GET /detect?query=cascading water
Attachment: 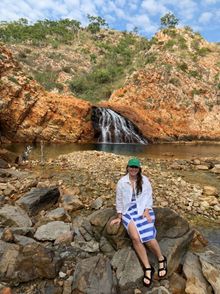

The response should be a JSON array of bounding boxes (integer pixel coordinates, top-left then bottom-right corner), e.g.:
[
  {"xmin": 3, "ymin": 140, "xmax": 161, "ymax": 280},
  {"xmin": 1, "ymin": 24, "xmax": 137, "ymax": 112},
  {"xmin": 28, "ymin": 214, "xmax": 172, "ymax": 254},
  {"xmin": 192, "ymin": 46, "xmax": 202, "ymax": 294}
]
[{"xmin": 91, "ymin": 107, "xmax": 148, "ymax": 144}]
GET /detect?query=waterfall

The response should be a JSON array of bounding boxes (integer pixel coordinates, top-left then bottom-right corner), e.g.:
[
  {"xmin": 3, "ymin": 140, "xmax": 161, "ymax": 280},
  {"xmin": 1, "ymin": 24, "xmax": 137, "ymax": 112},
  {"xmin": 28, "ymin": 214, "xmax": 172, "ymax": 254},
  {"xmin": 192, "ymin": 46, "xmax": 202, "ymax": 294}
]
[{"xmin": 92, "ymin": 107, "xmax": 148, "ymax": 144}]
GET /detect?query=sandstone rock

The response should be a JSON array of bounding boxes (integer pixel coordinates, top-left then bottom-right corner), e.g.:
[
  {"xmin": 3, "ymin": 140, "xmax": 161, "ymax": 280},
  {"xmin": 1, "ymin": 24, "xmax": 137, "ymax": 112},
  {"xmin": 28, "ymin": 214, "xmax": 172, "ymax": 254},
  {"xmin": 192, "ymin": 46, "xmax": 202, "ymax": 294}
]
[
  {"xmin": 201, "ymin": 196, "xmax": 218, "ymax": 206},
  {"xmin": 72, "ymin": 254, "xmax": 116, "ymax": 294},
  {"xmin": 0, "ymin": 240, "xmax": 62, "ymax": 283},
  {"xmin": 62, "ymin": 194, "xmax": 84, "ymax": 212},
  {"xmin": 89, "ymin": 208, "xmax": 115, "ymax": 239},
  {"xmin": 203, "ymin": 185, "xmax": 218, "ymax": 196},
  {"xmin": 34, "ymin": 221, "xmax": 71, "ymax": 241},
  {"xmin": 71, "ymin": 239, "xmax": 100, "ymax": 253},
  {"xmin": 147, "ymin": 286, "xmax": 171, "ymax": 293},
  {"xmin": 0, "ymin": 159, "xmax": 9, "ymax": 169},
  {"xmin": 13, "ymin": 234, "xmax": 38, "ymax": 246},
  {"xmin": 91, "ymin": 197, "xmax": 103, "ymax": 210},
  {"xmin": 0, "ymin": 204, "xmax": 32, "ymax": 227},
  {"xmin": 54, "ymin": 231, "xmax": 73, "ymax": 245},
  {"xmin": 195, "ymin": 165, "xmax": 209, "ymax": 170},
  {"xmin": 46, "ymin": 207, "xmax": 67, "ymax": 221},
  {"xmin": 99, "ymin": 236, "xmax": 115, "ymax": 257},
  {"xmin": 199, "ymin": 246, "xmax": 220, "ymax": 293},
  {"xmin": 183, "ymin": 252, "xmax": 212, "ymax": 294},
  {"xmin": 210, "ymin": 164, "xmax": 220, "ymax": 174},
  {"xmin": 159, "ymin": 229, "xmax": 194, "ymax": 278},
  {"xmin": 10, "ymin": 226, "xmax": 34, "ymax": 236},
  {"xmin": 193, "ymin": 159, "xmax": 201, "ymax": 165},
  {"xmin": 213, "ymin": 204, "xmax": 220, "ymax": 212},
  {"xmin": 17, "ymin": 187, "xmax": 60, "ymax": 215},
  {"xmin": 111, "ymin": 247, "xmax": 143, "ymax": 290},
  {"xmin": 169, "ymin": 272, "xmax": 186, "ymax": 294},
  {"xmin": 1, "ymin": 228, "xmax": 14, "ymax": 243},
  {"xmin": 62, "ymin": 276, "xmax": 73, "ymax": 294},
  {"xmin": 154, "ymin": 207, "xmax": 190, "ymax": 240}
]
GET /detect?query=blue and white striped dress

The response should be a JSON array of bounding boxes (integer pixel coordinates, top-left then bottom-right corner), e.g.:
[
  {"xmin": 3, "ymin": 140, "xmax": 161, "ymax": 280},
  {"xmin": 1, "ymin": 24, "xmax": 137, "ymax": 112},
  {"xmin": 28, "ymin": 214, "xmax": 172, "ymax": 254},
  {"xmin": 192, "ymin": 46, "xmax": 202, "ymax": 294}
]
[{"xmin": 122, "ymin": 190, "xmax": 157, "ymax": 243}]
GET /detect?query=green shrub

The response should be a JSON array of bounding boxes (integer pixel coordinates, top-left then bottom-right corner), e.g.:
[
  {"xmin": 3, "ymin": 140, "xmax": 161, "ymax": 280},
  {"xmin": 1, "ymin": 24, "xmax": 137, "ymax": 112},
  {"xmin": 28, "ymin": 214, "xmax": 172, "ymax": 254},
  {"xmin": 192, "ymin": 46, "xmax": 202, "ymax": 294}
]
[
  {"xmin": 8, "ymin": 76, "xmax": 19, "ymax": 84},
  {"xmin": 34, "ymin": 70, "xmax": 60, "ymax": 91},
  {"xmin": 145, "ymin": 53, "xmax": 157, "ymax": 64},
  {"xmin": 189, "ymin": 70, "xmax": 200, "ymax": 79},
  {"xmin": 177, "ymin": 36, "xmax": 187, "ymax": 49},
  {"xmin": 169, "ymin": 77, "xmax": 181, "ymax": 86},
  {"xmin": 177, "ymin": 63, "xmax": 188, "ymax": 72},
  {"xmin": 90, "ymin": 53, "xmax": 97, "ymax": 63},
  {"xmin": 197, "ymin": 47, "xmax": 211, "ymax": 56},
  {"xmin": 184, "ymin": 26, "xmax": 193, "ymax": 32},
  {"xmin": 0, "ymin": 18, "xmax": 81, "ymax": 45},
  {"xmin": 69, "ymin": 76, "xmax": 87, "ymax": 94},
  {"xmin": 164, "ymin": 39, "xmax": 176, "ymax": 49},
  {"xmin": 163, "ymin": 28, "xmax": 177, "ymax": 37},
  {"xmin": 92, "ymin": 68, "xmax": 112, "ymax": 83}
]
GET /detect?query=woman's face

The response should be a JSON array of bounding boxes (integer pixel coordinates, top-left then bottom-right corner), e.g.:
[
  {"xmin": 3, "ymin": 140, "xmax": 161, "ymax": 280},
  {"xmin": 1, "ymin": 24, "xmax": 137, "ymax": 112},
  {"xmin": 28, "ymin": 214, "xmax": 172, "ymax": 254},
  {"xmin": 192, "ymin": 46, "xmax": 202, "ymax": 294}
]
[{"xmin": 128, "ymin": 166, "xmax": 139, "ymax": 177}]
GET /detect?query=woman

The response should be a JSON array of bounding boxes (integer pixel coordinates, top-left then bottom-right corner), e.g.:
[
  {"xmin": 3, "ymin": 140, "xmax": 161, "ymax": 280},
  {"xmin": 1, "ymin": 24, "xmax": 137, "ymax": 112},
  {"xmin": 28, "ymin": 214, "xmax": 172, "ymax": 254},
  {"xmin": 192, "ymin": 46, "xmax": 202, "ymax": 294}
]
[{"xmin": 110, "ymin": 158, "xmax": 167, "ymax": 287}]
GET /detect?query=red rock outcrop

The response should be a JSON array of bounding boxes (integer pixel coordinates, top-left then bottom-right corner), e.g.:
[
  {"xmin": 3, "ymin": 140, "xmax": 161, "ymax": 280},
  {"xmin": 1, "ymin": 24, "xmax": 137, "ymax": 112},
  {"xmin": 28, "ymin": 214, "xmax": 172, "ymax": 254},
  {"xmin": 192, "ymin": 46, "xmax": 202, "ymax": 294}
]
[
  {"xmin": 1, "ymin": 27, "xmax": 220, "ymax": 144},
  {"xmin": 101, "ymin": 30, "xmax": 220, "ymax": 142},
  {"xmin": 0, "ymin": 45, "xmax": 93, "ymax": 143}
]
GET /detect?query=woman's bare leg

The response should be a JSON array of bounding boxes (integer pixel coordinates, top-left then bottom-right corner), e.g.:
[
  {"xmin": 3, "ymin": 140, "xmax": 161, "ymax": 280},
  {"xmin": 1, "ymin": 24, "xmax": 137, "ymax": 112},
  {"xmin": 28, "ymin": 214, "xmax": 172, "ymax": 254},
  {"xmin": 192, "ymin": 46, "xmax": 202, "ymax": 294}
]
[
  {"xmin": 145, "ymin": 239, "xmax": 166, "ymax": 276},
  {"xmin": 128, "ymin": 221, "xmax": 152, "ymax": 285}
]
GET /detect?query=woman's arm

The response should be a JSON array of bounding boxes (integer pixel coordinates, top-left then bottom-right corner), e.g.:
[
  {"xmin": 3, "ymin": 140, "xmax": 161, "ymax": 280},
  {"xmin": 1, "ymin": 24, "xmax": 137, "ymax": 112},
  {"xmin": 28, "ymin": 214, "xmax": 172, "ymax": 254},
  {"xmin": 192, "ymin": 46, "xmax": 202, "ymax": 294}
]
[{"xmin": 110, "ymin": 182, "xmax": 123, "ymax": 226}]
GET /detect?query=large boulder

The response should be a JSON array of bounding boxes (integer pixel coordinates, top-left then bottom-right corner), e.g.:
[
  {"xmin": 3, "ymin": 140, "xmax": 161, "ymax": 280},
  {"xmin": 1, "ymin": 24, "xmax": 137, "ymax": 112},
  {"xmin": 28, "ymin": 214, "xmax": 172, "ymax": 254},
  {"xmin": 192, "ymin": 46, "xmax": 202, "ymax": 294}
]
[
  {"xmin": 183, "ymin": 251, "xmax": 212, "ymax": 294},
  {"xmin": 88, "ymin": 207, "xmax": 194, "ymax": 292},
  {"xmin": 0, "ymin": 204, "xmax": 32, "ymax": 227},
  {"xmin": 0, "ymin": 240, "xmax": 62, "ymax": 284},
  {"xmin": 17, "ymin": 187, "xmax": 60, "ymax": 215},
  {"xmin": 34, "ymin": 221, "xmax": 72, "ymax": 241},
  {"xmin": 111, "ymin": 247, "xmax": 143, "ymax": 290},
  {"xmin": 72, "ymin": 254, "xmax": 116, "ymax": 294},
  {"xmin": 198, "ymin": 246, "xmax": 220, "ymax": 293}
]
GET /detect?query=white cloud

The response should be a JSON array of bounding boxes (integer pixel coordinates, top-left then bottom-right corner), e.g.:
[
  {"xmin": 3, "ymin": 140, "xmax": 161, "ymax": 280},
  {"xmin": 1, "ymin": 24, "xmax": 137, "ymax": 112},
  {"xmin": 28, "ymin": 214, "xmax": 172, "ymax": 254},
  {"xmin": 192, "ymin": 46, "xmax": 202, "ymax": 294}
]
[
  {"xmin": 141, "ymin": 0, "xmax": 167, "ymax": 15},
  {"xmin": 203, "ymin": 0, "xmax": 218, "ymax": 3},
  {"xmin": 115, "ymin": 0, "xmax": 126, "ymax": 6},
  {"xmin": 177, "ymin": 0, "xmax": 198, "ymax": 20},
  {"xmin": 0, "ymin": 0, "xmax": 219, "ymax": 41},
  {"xmin": 128, "ymin": 0, "xmax": 138, "ymax": 11},
  {"xmin": 127, "ymin": 14, "xmax": 157, "ymax": 34},
  {"xmin": 198, "ymin": 11, "xmax": 213, "ymax": 23}
]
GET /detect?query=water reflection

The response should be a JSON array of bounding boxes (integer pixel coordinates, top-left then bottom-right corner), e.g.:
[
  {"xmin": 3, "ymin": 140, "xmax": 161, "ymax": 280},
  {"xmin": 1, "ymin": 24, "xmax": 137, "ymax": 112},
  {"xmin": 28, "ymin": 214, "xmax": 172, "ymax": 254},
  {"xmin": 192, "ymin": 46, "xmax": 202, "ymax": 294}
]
[
  {"xmin": 4, "ymin": 142, "xmax": 220, "ymax": 160},
  {"xmin": 95, "ymin": 143, "xmax": 147, "ymax": 155}
]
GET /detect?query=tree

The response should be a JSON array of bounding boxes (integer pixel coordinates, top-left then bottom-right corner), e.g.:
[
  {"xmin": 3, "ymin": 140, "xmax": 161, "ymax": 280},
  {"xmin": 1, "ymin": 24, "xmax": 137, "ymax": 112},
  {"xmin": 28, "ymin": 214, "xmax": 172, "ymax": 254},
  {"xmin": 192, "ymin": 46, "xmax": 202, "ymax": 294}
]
[
  {"xmin": 87, "ymin": 15, "xmax": 108, "ymax": 34},
  {"xmin": 160, "ymin": 12, "xmax": 179, "ymax": 28}
]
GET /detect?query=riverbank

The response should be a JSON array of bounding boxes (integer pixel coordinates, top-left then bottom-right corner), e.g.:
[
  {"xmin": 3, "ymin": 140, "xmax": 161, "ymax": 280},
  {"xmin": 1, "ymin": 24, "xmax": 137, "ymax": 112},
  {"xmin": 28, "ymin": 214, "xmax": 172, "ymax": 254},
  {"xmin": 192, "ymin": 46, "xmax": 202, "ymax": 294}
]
[
  {"xmin": 0, "ymin": 150, "xmax": 220, "ymax": 293},
  {"xmin": 1, "ymin": 150, "xmax": 220, "ymax": 223}
]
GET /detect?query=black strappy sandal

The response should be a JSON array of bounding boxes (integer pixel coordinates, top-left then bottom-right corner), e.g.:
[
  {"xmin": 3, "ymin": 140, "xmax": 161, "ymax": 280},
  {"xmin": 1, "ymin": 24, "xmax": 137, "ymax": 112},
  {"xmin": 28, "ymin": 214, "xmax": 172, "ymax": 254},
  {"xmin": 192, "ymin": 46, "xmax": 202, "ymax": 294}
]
[
  {"xmin": 158, "ymin": 256, "xmax": 167, "ymax": 278},
  {"xmin": 143, "ymin": 266, "xmax": 155, "ymax": 287}
]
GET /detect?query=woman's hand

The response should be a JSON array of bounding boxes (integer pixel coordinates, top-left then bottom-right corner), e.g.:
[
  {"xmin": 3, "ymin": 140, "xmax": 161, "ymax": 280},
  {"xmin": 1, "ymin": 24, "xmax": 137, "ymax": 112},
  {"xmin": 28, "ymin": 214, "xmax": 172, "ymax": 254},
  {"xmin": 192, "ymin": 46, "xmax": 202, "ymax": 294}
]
[
  {"xmin": 143, "ymin": 209, "xmax": 152, "ymax": 223},
  {"xmin": 110, "ymin": 217, "xmax": 121, "ymax": 226}
]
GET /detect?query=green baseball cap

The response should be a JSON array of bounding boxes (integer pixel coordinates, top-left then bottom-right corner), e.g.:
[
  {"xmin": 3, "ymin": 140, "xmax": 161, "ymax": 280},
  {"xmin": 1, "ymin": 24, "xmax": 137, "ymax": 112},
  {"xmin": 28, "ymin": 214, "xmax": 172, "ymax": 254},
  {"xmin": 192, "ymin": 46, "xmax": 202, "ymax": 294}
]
[{"xmin": 128, "ymin": 158, "xmax": 141, "ymax": 167}]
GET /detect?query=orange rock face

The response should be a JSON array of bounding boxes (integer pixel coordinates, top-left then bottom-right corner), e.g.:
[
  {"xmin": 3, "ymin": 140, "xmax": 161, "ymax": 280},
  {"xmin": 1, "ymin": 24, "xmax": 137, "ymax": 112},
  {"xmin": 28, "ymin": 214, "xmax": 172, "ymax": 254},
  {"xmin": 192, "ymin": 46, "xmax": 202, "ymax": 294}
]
[
  {"xmin": 101, "ymin": 50, "xmax": 220, "ymax": 142},
  {"xmin": 1, "ymin": 27, "xmax": 220, "ymax": 144},
  {"xmin": 0, "ymin": 45, "xmax": 93, "ymax": 143}
]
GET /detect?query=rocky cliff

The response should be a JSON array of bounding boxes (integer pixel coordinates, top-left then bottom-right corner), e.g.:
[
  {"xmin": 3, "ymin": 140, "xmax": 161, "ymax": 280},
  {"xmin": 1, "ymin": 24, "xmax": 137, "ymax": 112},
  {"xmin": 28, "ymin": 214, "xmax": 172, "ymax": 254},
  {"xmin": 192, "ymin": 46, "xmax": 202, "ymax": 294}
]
[
  {"xmin": 1, "ymin": 27, "xmax": 220, "ymax": 143},
  {"xmin": 101, "ymin": 29, "xmax": 220, "ymax": 141},
  {"xmin": 0, "ymin": 45, "xmax": 93, "ymax": 143}
]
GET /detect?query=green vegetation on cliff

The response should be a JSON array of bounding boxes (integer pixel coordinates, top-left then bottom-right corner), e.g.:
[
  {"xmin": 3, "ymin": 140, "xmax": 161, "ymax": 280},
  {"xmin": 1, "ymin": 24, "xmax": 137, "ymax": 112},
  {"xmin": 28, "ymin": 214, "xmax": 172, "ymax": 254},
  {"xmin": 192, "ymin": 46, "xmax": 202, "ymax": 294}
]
[{"xmin": 0, "ymin": 15, "xmax": 219, "ymax": 103}]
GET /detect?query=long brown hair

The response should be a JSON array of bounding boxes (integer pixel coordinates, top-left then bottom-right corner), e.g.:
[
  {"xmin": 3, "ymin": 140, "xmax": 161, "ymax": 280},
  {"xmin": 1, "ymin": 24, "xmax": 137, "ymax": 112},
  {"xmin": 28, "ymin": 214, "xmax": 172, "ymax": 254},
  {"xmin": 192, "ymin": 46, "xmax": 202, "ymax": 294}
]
[{"xmin": 126, "ymin": 166, "xmax": 143, "ymax": 195}]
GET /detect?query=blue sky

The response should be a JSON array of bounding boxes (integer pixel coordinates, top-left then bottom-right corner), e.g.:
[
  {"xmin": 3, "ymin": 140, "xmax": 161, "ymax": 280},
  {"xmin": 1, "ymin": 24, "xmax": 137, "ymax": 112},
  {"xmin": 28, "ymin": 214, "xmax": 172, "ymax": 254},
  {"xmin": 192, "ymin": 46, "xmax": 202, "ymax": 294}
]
[{"xmin": 0, "ymin": 0, "xmax": 219, "ymax": 42}]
